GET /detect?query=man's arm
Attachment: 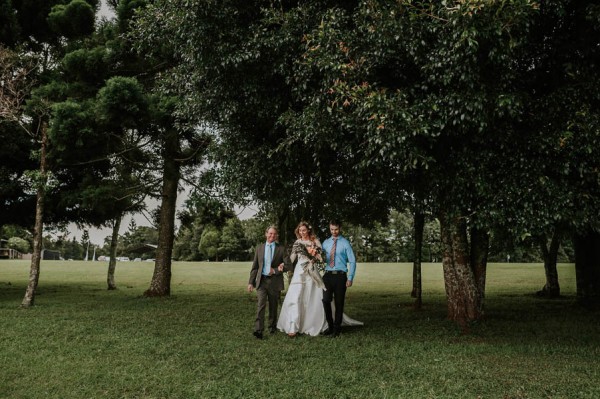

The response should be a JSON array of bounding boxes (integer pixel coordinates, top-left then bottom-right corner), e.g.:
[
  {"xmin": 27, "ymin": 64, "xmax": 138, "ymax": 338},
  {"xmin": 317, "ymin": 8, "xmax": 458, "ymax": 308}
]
[
  {"xmin": 322, "ymin": 238, "xmax": 331, "ymax": 264},
  {"xmin": 270, "ymin": 245, "xmax": 280, "ymax": 273},
  {"xmin": 346, "ymin": 239, "xmax": 357, "ymax": 285},
  {"xmin": 248, "ymin": 246, "xmax": 261, "ymax": 291}
]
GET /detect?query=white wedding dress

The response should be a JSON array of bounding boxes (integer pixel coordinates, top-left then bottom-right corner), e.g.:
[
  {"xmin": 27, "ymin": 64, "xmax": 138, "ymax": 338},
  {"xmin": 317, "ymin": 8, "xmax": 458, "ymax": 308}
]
[{"xmin": 277, "ymin": 239, "xmax": 363, "ymax": 336}]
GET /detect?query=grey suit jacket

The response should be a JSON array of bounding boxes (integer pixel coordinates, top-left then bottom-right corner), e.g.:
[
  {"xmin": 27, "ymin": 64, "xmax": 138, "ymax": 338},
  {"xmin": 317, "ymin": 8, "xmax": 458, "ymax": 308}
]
[{"xmin": 248, "ymin": 242, "xmax": 291, "ymax": 292}]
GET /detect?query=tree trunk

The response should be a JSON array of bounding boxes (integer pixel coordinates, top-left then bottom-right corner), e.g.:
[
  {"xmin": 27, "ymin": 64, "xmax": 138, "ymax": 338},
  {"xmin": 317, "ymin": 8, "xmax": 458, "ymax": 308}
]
[
  {"xmin": 439, "ymin": 212, "xmax": 482, "ymax": 330},
  {"xmin": 537, "ymin": 230, "xmax": 561, "ymax": 298},
  {"xmin": 107, "ymin": 215, "xmax": 122, "ymax": 290},
  {"xmin": 411, "ymin": 211, "xmax": 424, "ymax": 310},
  {"xmin": 574, "ymin": 231, "xmax": 600, "ymax": 307},
  {"xmin": 470, "ymin": 226, "xmax": 489, "ymax": 317},
  {"xmin": 21, "ymin": 122, "xmax": 48, "ymax": 308},
  {"xmin": 277, "ymin": 206, "xmax": 291, "ymax": 246},
  {"xmin": 144, "ymin": 129, "xmax": 180, "ymax": 297}
]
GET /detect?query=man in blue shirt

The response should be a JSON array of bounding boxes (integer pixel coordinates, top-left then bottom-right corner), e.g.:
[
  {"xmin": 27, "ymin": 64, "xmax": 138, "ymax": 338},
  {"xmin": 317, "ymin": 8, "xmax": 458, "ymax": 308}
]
[
  {"xmin": 247, "ymin": 226, "xmax": 288, "ymax": 339},
  {"xmin": 321, "ymin": 219, "xmax": 356, "ymax": 337}
]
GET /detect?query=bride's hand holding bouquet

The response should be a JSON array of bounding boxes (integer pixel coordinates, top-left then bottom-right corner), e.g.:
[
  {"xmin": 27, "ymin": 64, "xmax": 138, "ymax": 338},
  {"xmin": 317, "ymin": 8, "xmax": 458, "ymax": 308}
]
[{"xmin": 291, "ymin": 239, "xmax": 326, "ymax": 289}]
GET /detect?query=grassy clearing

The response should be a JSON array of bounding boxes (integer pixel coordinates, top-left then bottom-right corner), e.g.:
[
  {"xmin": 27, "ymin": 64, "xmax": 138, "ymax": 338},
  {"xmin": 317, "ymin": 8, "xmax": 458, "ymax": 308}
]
[{"xmin": 0, "ymin": 260, "xmax": 598, "ymax": 399}]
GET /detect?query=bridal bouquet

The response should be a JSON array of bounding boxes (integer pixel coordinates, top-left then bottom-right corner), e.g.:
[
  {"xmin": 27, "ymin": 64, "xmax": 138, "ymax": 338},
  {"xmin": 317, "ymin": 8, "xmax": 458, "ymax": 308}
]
[
  {"xmin": 292, "ymin": 240, "xmax": 325, "ymax": 270},
  {"xmin": 291, "ymin": 240, "xmax": 326, "ymax": 289}
]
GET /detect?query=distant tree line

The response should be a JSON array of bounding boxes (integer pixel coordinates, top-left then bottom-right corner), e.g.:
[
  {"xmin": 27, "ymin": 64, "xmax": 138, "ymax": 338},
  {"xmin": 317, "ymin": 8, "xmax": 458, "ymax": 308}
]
[{"xmin": 2, "ymin": 207, "xmax": 575, "ymax": 264}]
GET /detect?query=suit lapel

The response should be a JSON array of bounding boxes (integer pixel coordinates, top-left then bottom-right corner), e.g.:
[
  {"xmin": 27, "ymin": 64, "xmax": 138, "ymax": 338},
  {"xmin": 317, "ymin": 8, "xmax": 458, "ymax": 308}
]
[{"xmin": 258, "ymin": 244, "xmax": 265, "ymax": 267}]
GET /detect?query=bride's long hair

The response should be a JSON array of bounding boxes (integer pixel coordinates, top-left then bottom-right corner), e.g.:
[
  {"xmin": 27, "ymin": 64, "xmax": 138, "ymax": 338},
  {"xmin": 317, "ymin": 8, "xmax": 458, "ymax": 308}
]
[{"xmin": 294, "ymin": 221, "xmax": 316, "ymax": 241}]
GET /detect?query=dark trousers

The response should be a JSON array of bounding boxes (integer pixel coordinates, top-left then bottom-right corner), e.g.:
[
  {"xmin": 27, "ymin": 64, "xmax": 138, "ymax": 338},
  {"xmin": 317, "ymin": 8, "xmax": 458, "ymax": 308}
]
[
  {"xmin": 254, "ymin": 277, "xmax": 280, "ymax": 333},
  {"xmin": 322, "ymin": 272, "xmax": 347, "ymax": 332}
]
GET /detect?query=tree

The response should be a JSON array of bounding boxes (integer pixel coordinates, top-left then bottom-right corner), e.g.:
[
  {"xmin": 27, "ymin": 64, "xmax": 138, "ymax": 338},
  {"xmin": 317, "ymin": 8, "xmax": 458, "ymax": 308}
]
[
  {"xmin": 132, "ymin": 0, "xmax": 391, "ymax": 249},
  {"xmin": 0, "ymin": 51, "xmax": 37, "ymax": 229},
  {"xmin": 42, "ymin": 0, "xmax": 208, "ymax": 296},
  {"xmin": 32, "ymin": 6, "xmax": 152, "ymax": 289},
  {"xmin": 198, "ymin": 226, "xmax": 221, "ymax": 261},
  {"xmin": 0, "ymin": 0, "xmax": 20, "ymax": 48},
  {"xmin": 269, "ymin": 1, "xmax": 539, "ymax": 326},
  {"xmin": 122, "ymin": 225, "xmax": 158, "ymax": 259},
  {"xmin": 519, "ymin": 1, "xmax": 600, "ymax": 305},
  {"xmin": 61, "ymin": 236, "xmax": 84, "ymax": 260},
  {"xmin": 219, "ymin": 218, "xmax": 248, "ymax": 261},
  {"xmin": 241, "ymin": 217, "xmax": 272, "ymax": 256},
  {"xmin": 129, "ymin": 0, "xmax": 598, "ymax": 321},
  {"xmin": 125, "ymin": 0, "xmax": 213, "ymax": 296},
  {"xmin": 535, "ymin": 228, "xmax": 563, "ymax": 298},
  {"xmin": 1, "ymin": 0, "xmax": 101, "ymax": 306},
  {"xmin": 7, "ymin": 237, "xmax": 30, "ymax": 253},
  {"xmin": 174, "ymin": 195, "xmax": 236, "ymax": 261}
]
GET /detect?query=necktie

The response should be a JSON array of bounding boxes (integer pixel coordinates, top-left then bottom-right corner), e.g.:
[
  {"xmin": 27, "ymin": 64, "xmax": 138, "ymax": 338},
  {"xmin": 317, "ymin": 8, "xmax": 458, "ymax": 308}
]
[{"xmin": 329, "ymin": 238, "xmax": 337, "ymax": 268}]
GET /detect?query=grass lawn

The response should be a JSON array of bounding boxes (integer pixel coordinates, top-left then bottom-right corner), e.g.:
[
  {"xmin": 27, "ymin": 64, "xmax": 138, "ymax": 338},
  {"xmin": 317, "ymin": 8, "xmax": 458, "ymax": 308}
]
[{"xmin": 0, "ymin": 260, "xmax": 598, "ymax": 399}]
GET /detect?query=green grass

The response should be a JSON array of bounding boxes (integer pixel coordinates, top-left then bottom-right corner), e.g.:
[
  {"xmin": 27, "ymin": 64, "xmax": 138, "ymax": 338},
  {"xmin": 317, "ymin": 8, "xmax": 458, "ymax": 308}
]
[{"xmin": 0, "ymin": 260, "xmax": 598, "ymax": 399}]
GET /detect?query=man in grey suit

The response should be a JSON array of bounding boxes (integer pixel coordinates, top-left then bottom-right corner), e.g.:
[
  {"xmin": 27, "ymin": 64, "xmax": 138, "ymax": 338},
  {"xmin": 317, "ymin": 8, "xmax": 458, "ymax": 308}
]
[{"xmin": 247, "ymin": 226, "xmax": 289, "ymax": 339}]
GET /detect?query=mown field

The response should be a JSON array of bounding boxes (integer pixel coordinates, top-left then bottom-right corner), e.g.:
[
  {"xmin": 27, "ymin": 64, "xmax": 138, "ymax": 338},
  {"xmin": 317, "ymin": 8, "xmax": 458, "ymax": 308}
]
[{"xmin": 0, "ymin": 260, "xmax": 598, "ymax": 399}]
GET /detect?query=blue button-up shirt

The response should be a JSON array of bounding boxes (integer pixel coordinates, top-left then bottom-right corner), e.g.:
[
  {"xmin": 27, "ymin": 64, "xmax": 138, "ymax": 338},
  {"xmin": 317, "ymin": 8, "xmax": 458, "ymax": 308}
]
[
  {"xmin": 262, "ymin": 242, "xmax": 274, "ymax": 276},
  {"xmin": 322, "ymin": 235, "xmax": 356, "ymax": 281}
]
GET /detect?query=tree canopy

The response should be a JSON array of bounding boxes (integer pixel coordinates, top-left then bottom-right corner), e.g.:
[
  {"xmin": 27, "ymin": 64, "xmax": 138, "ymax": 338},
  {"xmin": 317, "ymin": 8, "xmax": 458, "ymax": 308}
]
[
  {"xmin": 3, "ymin": 0, "xmax": 599, "ymax": 315},
  {"xmin": 130, "ymin": 0, "xmax": 600, "ymax": 317}
]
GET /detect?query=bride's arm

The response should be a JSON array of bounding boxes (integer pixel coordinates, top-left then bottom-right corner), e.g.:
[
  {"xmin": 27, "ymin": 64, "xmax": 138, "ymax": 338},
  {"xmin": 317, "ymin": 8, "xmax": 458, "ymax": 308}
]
[{"xmin": 289, "ymin": 240, "xmax": 300, "ymax": 263}]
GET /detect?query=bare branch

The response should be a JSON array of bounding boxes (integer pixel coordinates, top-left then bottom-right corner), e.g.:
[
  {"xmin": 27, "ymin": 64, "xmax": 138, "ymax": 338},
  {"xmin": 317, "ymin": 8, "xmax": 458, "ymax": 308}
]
[{"xmin": 0, "ymin": 46, "xmax": 38, "ymax": 133}]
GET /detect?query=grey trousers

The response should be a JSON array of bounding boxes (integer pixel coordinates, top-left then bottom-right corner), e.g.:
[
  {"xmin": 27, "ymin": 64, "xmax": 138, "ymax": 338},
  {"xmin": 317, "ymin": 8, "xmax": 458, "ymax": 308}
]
[{"xmin": 254, "ymin": 277, "xmax": 280, "ymax": 333}]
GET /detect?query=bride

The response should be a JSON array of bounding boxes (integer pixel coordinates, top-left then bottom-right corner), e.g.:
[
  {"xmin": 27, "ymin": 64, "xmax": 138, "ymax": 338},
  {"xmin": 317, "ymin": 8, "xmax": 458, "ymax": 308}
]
[{"xmin": 277, "ymin": 221, "xmax": 362, "ymax": 337}]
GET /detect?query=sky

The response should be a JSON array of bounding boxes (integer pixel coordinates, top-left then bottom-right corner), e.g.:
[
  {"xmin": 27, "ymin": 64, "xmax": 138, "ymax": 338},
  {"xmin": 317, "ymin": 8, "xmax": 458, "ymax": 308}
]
[
  {"xmin": 69, "ymin": 187, "xmax": 258, "ymax": 245},
  {"xmin": 99, "ymin": 0, "xmax": 114, "ymax": 20}
]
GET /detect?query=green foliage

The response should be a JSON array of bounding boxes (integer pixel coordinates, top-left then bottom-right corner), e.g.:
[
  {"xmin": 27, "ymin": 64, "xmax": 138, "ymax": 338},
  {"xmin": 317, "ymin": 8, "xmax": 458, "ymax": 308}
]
[
  {"xmin": 61, "ymin": 46, "xmax": 112, "ymax": 84},
  {"xmin": 48, "ymin": 236, "xmax": 84, "ymax": 260},
  {"xmin": 48, "ymin": 0, "xmax": 96, "ymax": 39},
  {"xmin": 343, "ymin": 209, "xmax": 442, "ymax": 263},
  {"xmin": 241, "ymin": 217, "xmax": 272, "ymax": 252},
  {"xmin": 5, "ymin": 0, "xmax": 597, "ymax": 299},
  {"xmin": 460, "ymin": 1, "xmax": 599, "ymax": 240},
  {"xmin": 41, "ymin": 7, "xmax": 163, "ymax": 232},
  {"xmin": 96, "ymin": 76, "xmax": 149, "ymax": 129},
  {"xmin": 175, "ymin": 208, "xmax": 249, "ymax": 261},
  {"xmin": 198, "ymin": 226, "xmax": 220, "ymax": 260},
  {"xmin": 121, "ymin": 225, "xmax": 158, "ymax": 259},
  {"xmin": 174, "ymin": 195, "xmax": 239, "ymax": 261},
  {"xmin": 0, "ymin": 0, "xmax": 20, "ymax": 47},
  {"xmin": 1, "ymin": 0, "xmax": 121, "ymax": 233},
  {"xmin": 116, "ymin": 0, "xmax": 147, "ymax": 33},
  {"xmin": 1, "ymin": 225, "xmax": 30, "ymax": 240},
  {"xmin": 49, "ymin": 100, "xmax": 97, "ymax": 160},
  {"xmin": 10, "ymin": 0, "xmax": 63, "ymax": 45},
  {"xmin": 132, "ymin": 0, "xmax": 391, "ymax": 231},
  {"xmin": 0, "ymin": 123, "xmax": 36, "ymax": 227},
  {"xmin": 6, "ymin": 237, "xmax": 30, "ymax": 253},
  {"xmin": 220, "ymin": 218, "xmax": 250, "ymax": 261}
]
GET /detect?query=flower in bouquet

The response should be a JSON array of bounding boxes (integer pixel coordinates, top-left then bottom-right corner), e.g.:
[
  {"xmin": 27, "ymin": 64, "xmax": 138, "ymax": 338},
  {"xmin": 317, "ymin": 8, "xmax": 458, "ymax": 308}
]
[
  {"xmin": 292, "ymin": 240, "xmax": 324, "ymax": 271},
  {"xmin": 311, "ymin": 247, "xmax": 327, "ymax": 273}
]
